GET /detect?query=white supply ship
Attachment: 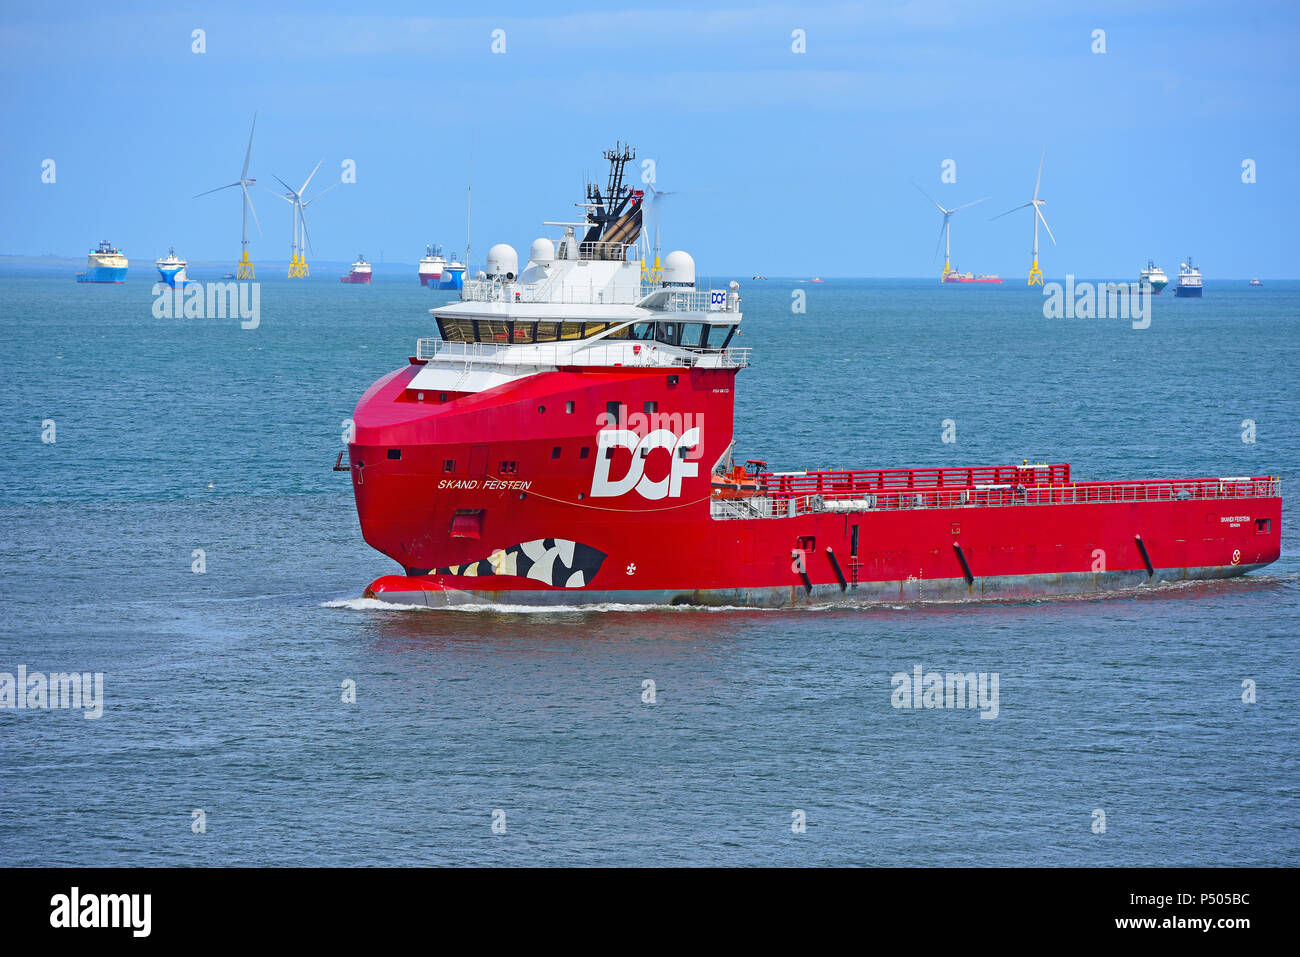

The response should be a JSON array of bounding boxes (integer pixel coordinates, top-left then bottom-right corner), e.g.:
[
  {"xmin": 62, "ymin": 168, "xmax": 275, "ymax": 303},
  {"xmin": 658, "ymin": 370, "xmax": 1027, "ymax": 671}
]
[
  {"xmin": 1175, "ymin": 257, "xmax": 1203, "ymax": 297},
  {"xmin": 155, "ymin": 248, "xmax": 192, "ymax": 288}
]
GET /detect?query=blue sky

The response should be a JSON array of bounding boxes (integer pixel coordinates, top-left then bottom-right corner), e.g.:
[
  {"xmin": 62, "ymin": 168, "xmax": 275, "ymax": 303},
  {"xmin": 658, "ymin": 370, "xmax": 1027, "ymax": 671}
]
[{"xmin": 3, "ymin": 0, "xmax": 1298, "ymax": 277}]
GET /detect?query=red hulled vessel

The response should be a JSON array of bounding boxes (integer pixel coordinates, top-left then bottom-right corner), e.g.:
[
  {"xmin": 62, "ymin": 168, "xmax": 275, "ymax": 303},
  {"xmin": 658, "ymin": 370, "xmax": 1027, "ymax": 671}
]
[
  {"xmin": 345, "ymin": 146, "xmax": 1281, "ymax": 607},
  {"xmin": 340, "ymin": 255, "xmax": 372, "ymax": 284}
]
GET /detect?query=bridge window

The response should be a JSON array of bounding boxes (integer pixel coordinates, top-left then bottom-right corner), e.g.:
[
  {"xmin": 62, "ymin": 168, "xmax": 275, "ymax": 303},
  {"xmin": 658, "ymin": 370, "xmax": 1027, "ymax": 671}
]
[
  {"xmin": 678, "ymin": 323, "xmax": 706, "ymax": 348},
  {"xmin": 535, "ymin": 322, "xmax": 559, "ymax": 342},
  {"xmin": 706, "ymin": 324, "xmax": 737, "ymax": 348},
  {"xmin": 560, "ymin": 321, "xmax": 584, "ymax": 340},
  {"xmin": 475, "ymin": 319, "xmax": 511, "ymax": 343},
  {"xmin": 436, "ymin": 317, "xmax": 475, "ymax": 342}
]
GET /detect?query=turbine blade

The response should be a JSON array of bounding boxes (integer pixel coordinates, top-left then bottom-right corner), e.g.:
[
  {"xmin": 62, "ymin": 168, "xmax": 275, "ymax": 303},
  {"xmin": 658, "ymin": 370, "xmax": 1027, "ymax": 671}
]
[
  {"xmin": 303, "ymin": 181, "xmax": 339, "ymax": 206},
  {"xmin": 194, "ymin": 182, "xmax": 240, "ymax": 198},
  {"xmin": 933, "ymin": 220, "xmax": 946, "ymax": 261},
  {"xmin": 912, "ymin": 182, "xmax": 946, "ymax": 213},
  {"xmin": 241, "ymin": 113, "xmax": 257, "ymax": 180},
  {"xmin": 273, "ymin": 174, "xmax": 295, "ymax": 195},
  {"xmin": 1033, "ymin": 148, "xmax": 1045, "ymax": 201},
  {"xmin": 299, "ymin": 160, "xmax": 324, "ymax": 196},
  {"xmin": 1036, "ymin": 206, "xmax": 1057, "ymax": 245},
  {"xmin": 991, "ymin": 202, "xmax": 1032, "ymax": 221},
  {"xmin": 952, "ymin": 197, "xmax": 989, "ymax": 213},
  {"xmin": 242, "ymin": 182, "xmax": 262, "ymax": 236}
]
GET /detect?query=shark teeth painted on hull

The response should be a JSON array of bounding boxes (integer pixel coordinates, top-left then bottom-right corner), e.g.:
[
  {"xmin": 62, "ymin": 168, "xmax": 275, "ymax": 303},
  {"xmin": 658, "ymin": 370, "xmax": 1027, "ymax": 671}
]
[{"xmin": 438, "ymin": 538, "xmax": 606, "ymax": 588}]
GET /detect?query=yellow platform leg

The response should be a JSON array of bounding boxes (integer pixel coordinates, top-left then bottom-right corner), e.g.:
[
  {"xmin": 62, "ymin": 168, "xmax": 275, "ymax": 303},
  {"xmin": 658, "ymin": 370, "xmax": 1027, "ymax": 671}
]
[
  {"xmin": 941, "ymin": 259, "xmax": 951, "ymax": 282},
  {"xmin": 1027, "ymin": 257, "xmax": 1044, "ymax": 286},
  {"xmin": 236, "ymin": 250, "xmax": 255, "ymax": 280}
]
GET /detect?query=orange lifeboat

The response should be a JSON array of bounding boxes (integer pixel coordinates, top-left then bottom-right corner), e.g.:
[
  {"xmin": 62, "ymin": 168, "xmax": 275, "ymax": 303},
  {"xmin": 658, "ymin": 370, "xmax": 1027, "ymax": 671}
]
[{"xmin": 712, "ymin": 463, "xmax": 761, "ymax": 499}]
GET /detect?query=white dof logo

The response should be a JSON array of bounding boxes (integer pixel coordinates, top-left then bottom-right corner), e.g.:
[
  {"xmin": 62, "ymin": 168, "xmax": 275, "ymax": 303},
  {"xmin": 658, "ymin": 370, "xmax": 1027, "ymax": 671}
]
[{"xmin": 591, "ymin": 428, "xmax": 700, "ymax": 500}]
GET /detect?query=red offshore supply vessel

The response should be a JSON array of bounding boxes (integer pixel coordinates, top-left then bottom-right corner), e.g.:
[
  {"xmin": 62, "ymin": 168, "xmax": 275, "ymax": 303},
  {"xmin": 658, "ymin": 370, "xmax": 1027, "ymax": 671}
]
[{"xmin": 344, "ymin": 145, "xmax": 1282, "ymax": 607}]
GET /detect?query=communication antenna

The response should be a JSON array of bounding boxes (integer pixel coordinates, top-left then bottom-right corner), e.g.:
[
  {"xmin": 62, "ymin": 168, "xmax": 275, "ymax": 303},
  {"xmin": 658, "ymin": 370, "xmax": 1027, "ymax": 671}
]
[{"xmin": 465, "ymin": 129, "xmax": 474, "ymax": 269}]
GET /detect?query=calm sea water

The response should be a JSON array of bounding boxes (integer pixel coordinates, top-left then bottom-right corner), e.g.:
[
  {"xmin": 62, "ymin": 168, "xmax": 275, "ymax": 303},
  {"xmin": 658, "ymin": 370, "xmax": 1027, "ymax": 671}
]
[{"xmin": 1, "ymin": 272, "xmax": 1297, "ymax": 866}]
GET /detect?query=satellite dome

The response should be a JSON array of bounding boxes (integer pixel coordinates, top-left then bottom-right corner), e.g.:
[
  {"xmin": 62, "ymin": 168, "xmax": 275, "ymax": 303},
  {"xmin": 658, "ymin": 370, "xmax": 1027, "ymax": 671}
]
[
  {"xmin": 486, "ymin": 243, "xmax": 518, "ymax": 280},
  {"xmin": 528, "ymin": 238, "xmax": 555, "ymax": 264},
  {"xmin": 662, "ymin": 250, "xmax": 696, "ymax": 287}
]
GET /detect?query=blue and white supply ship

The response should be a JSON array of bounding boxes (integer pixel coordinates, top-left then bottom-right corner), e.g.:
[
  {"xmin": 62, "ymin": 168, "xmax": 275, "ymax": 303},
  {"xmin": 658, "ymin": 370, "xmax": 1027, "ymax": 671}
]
[
  {"xmin": 155, "ymin": 248, "xmax": 193, "ymax": 288},
  {"xmin": 75, "ymin": 241, "xmax": 128, "ymax": 283},
  {"xmin": 1175, "ymin": 256, "xmax": 1203, "ymax": 298},
  {"xmin": 420, "ymin": 245, "xmax": 467, "ymax": 290},
  {"xmin": 438, "ymin": 254, "xmax": 467, "ymax": 290}
]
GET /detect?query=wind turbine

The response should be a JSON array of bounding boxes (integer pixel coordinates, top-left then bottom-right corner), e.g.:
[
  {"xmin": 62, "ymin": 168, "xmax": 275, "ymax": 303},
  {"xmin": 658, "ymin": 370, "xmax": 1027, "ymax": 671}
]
[
  {"xmin": 195, "ymin": 113, "xmax": 261, "ymax": 279},
  {"xmin": 914, "ymin": 184, "xmax": 987, "ymax": 281},
  {"xmin": 641, "ymin": 179, "xmax": 675, "ymax": 284},
  {"xmin": 993, "ymin": 149, "xmax": 1055, "ymax": 285},
  {"xmin": 271, "ymin": 162, "xmax": 336, "ymax": 278}
]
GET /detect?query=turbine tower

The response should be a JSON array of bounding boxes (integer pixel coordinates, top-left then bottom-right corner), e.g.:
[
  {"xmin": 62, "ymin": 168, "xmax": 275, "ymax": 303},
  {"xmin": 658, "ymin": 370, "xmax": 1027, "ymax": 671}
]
[
  {"xmin": 272, "ymin": 162, "xmax": 336, "ymax": 278},
  {"xmin": 195, "ymin": 114, "xmax": 261, "ymax": 279},
  {"xmin": 914, "ymin": 184, "xmax": 987, "ymax": 281},
  {"xmin": 994, "ymin": 149, "xmax": 1056, "ymax": 286}
]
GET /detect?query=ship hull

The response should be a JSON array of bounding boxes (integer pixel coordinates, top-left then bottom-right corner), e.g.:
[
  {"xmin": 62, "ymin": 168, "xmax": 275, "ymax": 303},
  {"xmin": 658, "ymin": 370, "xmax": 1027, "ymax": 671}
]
[
  {"xmin": 365, "ymin": 563, "xmax": 1270, "ymax": 608},
  {"xmin": 76, "ymin": 266, "xmax": 127, "ymax": 283},
  {"xmin": 156, "ymin": 266, "xmax": 191, "ymax": 288},
  {"xmin": 341, "ymin": 273, "xmax": 372, "ymax": 284},
  {"xmin": 1175, "ymin": 285, "xmax": 1203, "ymax": 298},
  {"xmin": 348, "ymin": 363, "xmax": 1281, "ymax": 609},
  {"xmin": 430, "ymin": 268, "xmax": 465, "ymax": 290}
]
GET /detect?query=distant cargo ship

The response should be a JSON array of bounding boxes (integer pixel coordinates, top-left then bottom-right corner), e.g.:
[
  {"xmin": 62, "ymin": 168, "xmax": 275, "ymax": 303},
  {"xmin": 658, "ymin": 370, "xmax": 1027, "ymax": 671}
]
[
  {"xmin": 155, "ymin": 248, "xmax": 192, "ymax": 288},
  {"xmin": 341, "ymin": 255, "xmax": 373, "ymax": 284},
  {"xmin": 1175, "ymin": 257, "xmax": 1203, "ymax": 298},
  {"xmin": 943, "ymin": 271, "xmax": 1003, "ymax": 284},
  {"xmin": 1139, "ymin": 260, "xmax": 1169, "ymax": 294},
  {"xmin": 75, "ymin": 241, "xmax": 128, "ymax": 283},
  {"xmin": 1249, "ymin": 278, "xmax": 1263, "ymax": 287}
]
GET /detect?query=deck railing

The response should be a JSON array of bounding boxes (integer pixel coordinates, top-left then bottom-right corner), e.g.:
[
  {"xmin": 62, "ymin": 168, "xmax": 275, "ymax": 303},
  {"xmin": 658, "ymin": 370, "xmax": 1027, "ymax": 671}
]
[
  {"xmin": 718, "ymin": 472, "xmax": 1281, "ymax": 519},
  {"xmin": 415, "ymin": 337, "xmax": 750, "ymax": 368}
]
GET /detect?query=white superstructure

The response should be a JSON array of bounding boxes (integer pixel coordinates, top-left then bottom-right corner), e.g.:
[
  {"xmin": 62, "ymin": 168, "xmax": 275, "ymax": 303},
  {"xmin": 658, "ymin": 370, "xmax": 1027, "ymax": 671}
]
[{"xmin": 410, "ymin": 225, "xmax": 745, "ymax": 396}]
